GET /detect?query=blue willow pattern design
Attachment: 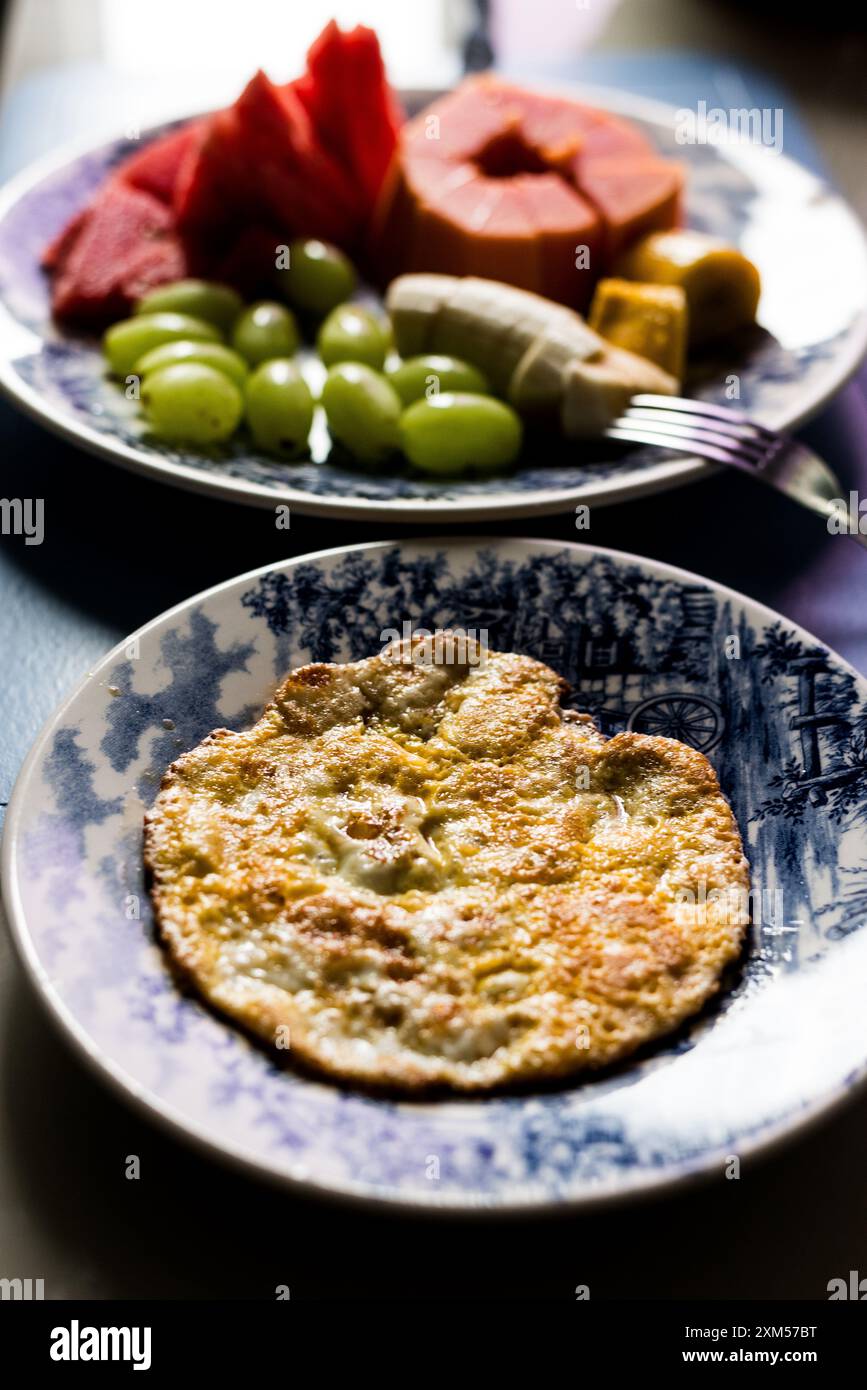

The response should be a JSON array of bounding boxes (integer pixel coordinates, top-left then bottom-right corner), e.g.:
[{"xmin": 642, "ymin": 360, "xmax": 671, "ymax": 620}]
[{"xmin": 17, "ymin": 545, "xmax": 867, "ymax": 1204}]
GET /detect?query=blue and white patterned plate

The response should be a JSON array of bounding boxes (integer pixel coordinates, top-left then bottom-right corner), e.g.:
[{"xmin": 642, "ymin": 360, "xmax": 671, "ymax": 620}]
[
  {"xmin": 4, "ymin": 537, "xmax": 867, "ymax": 1211},
  {"xmin": 0, "ymin": 88, "xmax": 866, "ymax": 520}
]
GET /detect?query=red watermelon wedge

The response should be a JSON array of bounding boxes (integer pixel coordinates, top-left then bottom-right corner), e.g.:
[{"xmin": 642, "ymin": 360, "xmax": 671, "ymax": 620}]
[
  {"xmin": 212, "ymin": 223, "xmax": 285, "ymax": 297},
  {"xmin": 51, "ymin": 181, "xmax": 188, "ymax": 324},
  {"xmin": 175, "ymin": 71, "xmax": 362, "ymax": 248},
  {"xmin": 41, "ymin": 207, "xmax": 89, "ymax": 271},
  {"xmin": 46, "ymin": 20, "xmax": 407, "ymax": 323},
  {"xmin": 232, "ymin": 70, "xmax": 361, "ymax": 239},
  {"xmin": 173, "ymin": 105, "xmax": 253, "ymax": 233},
  {"xmin": 120, "ymin": 122, "xmax": 204, "ymax": 204},
  {"xmin": 293, "ymin": 21, "xmax": 402, "ymax": 211}
]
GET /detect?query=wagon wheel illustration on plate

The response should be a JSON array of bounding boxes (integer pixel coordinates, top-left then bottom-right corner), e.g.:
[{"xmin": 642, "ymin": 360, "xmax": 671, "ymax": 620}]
[{"xmin": 626, "ymin": 692, "xmax": 724, "ymax": 753}]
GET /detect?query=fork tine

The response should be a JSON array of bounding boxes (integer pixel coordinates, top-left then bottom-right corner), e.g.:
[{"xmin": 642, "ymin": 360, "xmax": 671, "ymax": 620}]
[
  {"xmin": 630, "ymin": 393, "xmax": 777, "ymax": 439},
  {"xmin": 604, "ymin": 424, "xmax": 758, "ymax": 469},
  {"xmin": 608, "ymin": 416, "xmax": 767, "ymax": 461},
  {"xmin": 619, "ymin": 406, "xmax": 767, "ymax": 454}
]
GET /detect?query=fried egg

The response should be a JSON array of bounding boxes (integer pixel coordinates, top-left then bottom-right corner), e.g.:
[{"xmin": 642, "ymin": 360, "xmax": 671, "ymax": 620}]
[{"xmin": 144, "ymin": 640, "xmax": 749, "ymax": 1091}]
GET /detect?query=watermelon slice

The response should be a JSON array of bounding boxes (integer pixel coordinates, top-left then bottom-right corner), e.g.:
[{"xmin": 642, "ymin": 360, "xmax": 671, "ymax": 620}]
[
  {"xmin": 51, "ymin": 181, "xmax": 188, "ymax": 324},
  {"xmin": 46, "ymin": 21, "xmax": 406, "ymax": 322},
  {"xmin": 293, "ymin": 21, "xmax": 402, "ymax": 210},
  {"xmin": 175, "ymin": 72, "xmax": 361, "ymax": 248},
  {"xmin": 41, "ymin": 207, "xmax": 89, "ymax": 271},
  {"xmin": 120, "ymin": 122, "xmax": 204, "ymax": 204},
  {"xmin": 212, "ymin": 223, "xmax": 285, "ymax": 297},
  {"xmin": 233, "ymin": 71, "xmax": 361, "ymax": 238},
  {"xmin": 173, "ymin": 106, "xmax": 249, "ymax": 233},
  {"xmin": 121, "ymin": 235, "xmax": 190, "ymax": 303}
]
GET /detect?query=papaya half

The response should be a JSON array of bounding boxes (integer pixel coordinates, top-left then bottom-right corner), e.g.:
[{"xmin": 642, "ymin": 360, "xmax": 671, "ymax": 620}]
[{"xmin": 369, "ymin": 76, "xmax": 684, "ymax": 311}]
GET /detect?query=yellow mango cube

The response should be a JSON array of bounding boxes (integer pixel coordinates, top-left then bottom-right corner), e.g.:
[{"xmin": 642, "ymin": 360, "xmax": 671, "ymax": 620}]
[{"xmin": 589, "ymin": 278, "xmax": 688, "ymax": 381}]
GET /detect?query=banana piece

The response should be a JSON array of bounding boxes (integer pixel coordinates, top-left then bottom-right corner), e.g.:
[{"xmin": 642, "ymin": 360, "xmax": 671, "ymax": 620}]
[
  {"xmin": 509, "ymin": 319, "xmax": 602, "ymax": 417},
  {"xmin": 386, "ymin": 274, "xmax": 455, "ymax": 357},
  {"xmin": 429, "ymin": 277, "xmax": 597, "ymax": 394},
  {"xmin": 388, "ymin": 273, "xmax": 598, "ymax": 395},
  {"xmin": 386, "ymin": 272, "xmax": 677, "ymax": 437},
  {"xmin": 427, "ymin": 278, "xmax": 518, "ymax": 394},
  {"xmin": 561, "ymin": 344, "xmax": 677, "ymax": 439}
]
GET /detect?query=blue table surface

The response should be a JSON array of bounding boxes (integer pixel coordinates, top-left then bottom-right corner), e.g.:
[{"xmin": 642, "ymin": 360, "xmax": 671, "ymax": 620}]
[{"xmin": 0, "ymin": 49, "xmax": 865, "ymax": 818}]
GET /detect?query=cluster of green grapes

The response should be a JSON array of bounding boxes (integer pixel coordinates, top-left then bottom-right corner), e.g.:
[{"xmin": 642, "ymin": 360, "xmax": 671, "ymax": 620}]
[{"xmin": 102, "ymin": 239, "xmax": 523, "ymax": 474}]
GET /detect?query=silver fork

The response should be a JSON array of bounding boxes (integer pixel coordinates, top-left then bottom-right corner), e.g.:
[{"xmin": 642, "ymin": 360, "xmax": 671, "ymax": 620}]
[{"xmin": 605, "ymin": 394, "xmax": 866, "ymax": 550}]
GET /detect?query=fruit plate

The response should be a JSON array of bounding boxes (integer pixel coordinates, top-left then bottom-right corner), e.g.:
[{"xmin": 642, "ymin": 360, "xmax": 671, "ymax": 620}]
[
  {"xmin": 5, "ymin": 536, "xmax": 867, "ymax": 1212},
  {"xmin": 1, "ymin": 88, "xmax": 867, "ymax": 521}
]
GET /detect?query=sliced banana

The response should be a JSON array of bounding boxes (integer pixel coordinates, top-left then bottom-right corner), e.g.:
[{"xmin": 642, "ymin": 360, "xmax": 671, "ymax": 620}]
[
  {"xmin": 509, "ymin": 320, "xmax": 601, "ymax": 418},
  {"xmin": 432, "ymin": 278, "xmax": 596, "ymax": 394},
  {"xmin": 386, "ymin": 272, "xmax": 678, "ymax": 437},
  {"xmin": 386, "ymin": 274, "xmax": 455, "ymax": 357},
  {"xmin": 429, "ymin": 279, "xmax": 538, "ymax": 393},
  {"xmin": 560, "ymin": 345, "xmax": 676, "ymax": 439}
]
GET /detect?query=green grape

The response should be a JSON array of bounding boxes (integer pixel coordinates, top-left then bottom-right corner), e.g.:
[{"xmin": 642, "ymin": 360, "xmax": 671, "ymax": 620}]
[
  {"xmin": 317, "ymin": 304, "xmax": 390, "ymax": 370},
  {"xmin": 321, "ymin": 362, "xmax": 402, "ymax": 463},
  {"xmin": 245, "ymin": 359, "xmax": 314, "ymax": 456},
  {"xmin": 277, "ymin": 239, "xmax": 357, "ymax": 317},
  {"xmin": 134, "ymin": 279, "xmax": 243, "ymax": 333},
  {"xmin": 400, "ymin": 394, "xmax": 523, "ymax": 474},
  {"xmin": 232, "ymin": 301, "xmax": 301, "ymax": 366},
  {"xmin": 104, "ymin": 313, "xmax": 221, "ymax": 377},
  {"xmin": 386, "ymin": 354, "xmax": 490, "ymax": 407},
  {"xmin": 134, "ymin": 340, "xmax": 249, "ymax": 389},
  {"xmin": 141, "ymin": 363, "xmax": 243, "ymax": 445}
]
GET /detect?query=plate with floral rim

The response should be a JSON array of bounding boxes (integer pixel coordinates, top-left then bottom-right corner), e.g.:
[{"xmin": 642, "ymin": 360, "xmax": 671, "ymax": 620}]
[
  {"xmin": 0, "ymin": 87, "xmax": 866, "ymax": 521},
  {"xmin": 4, "ymin": 536, "xmax": 867, "ymax": 1211}
]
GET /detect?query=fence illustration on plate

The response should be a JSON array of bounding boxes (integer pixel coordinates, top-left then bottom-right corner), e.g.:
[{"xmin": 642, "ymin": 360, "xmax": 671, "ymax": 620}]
[{"xmin": 788, "ymin": 657, "xmax": 863, "ymax": 808}]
